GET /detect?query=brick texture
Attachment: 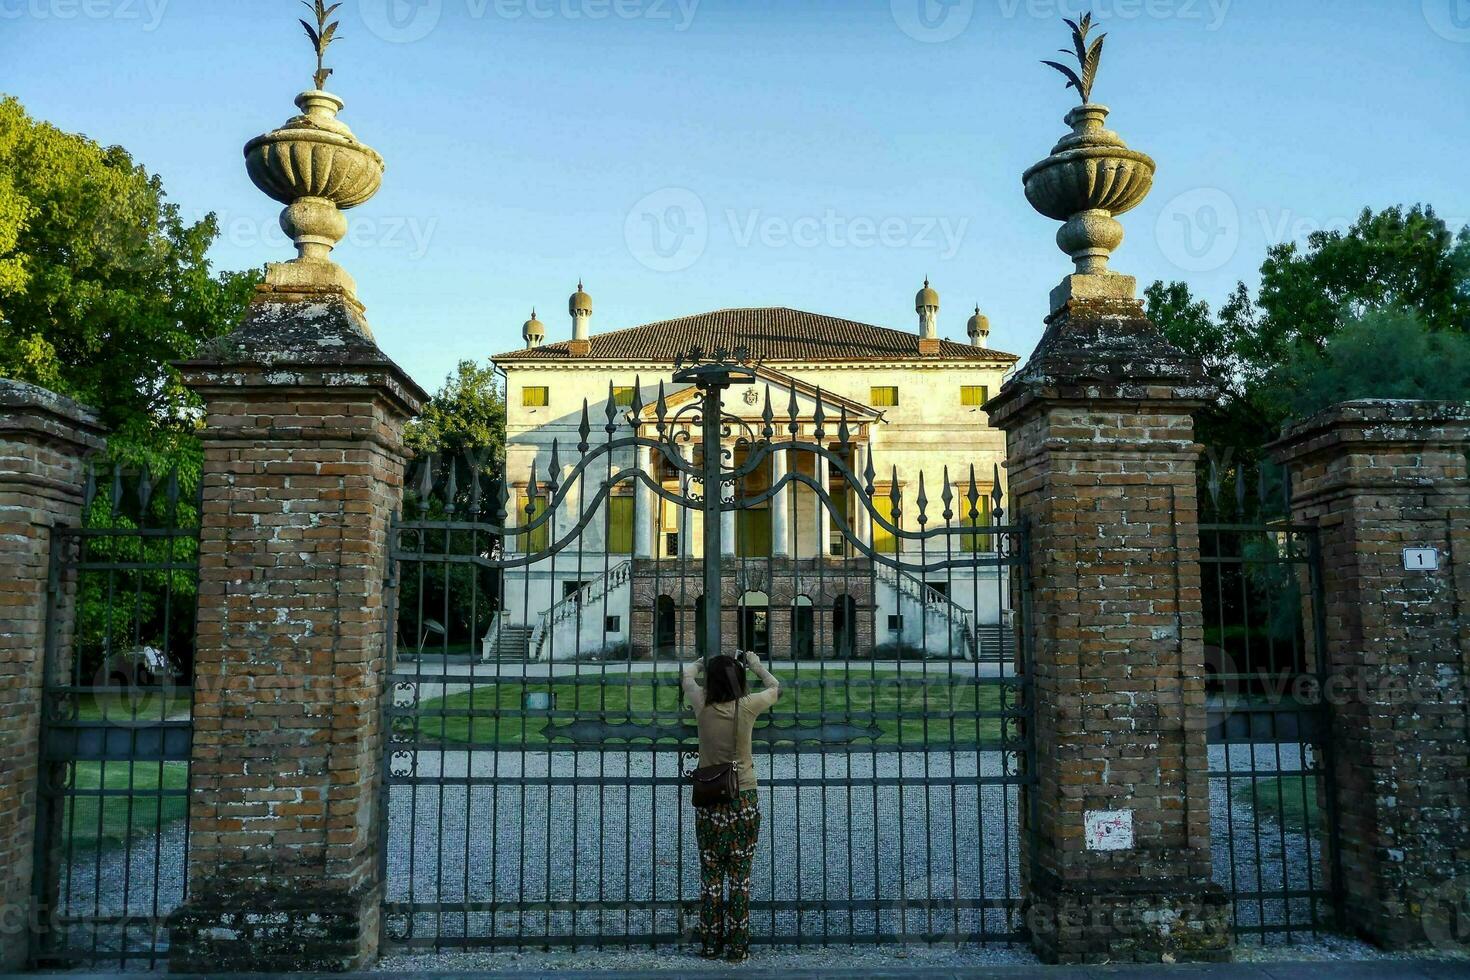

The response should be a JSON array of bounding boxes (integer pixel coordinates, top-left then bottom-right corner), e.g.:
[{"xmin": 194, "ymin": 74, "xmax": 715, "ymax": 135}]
[
  {"xmin": 1270, "ymin": 400, "xmax": 1470, "ymax": 948},
  {"xmin": 0, "ymin": 380, "xmax": 104, "ymax": 971},
  {"xmin": 166, "ymin": 290, "xmax": 424, "ymax": 972},
  {"xmin": 987, "ymin": 297, "xmax": 1229, "ymax": 963}
]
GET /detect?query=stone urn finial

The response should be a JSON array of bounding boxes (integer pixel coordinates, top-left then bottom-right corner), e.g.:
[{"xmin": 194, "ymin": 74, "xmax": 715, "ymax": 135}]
[
  {"xmin": 243, "ymin": 1, "xmax": 384, "ymax": 282},
  {"xmin": 1023, "ymin": 15, "xmax": 1155, "ymax": 307}
]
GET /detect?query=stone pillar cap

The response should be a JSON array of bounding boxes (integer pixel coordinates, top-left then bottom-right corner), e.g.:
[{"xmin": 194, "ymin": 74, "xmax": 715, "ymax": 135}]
[
  {"xmin": 1269, "ymin": 398, "xmax": 1470, "ymax": 462},
  {"xmin": 0, "ymin": 378, "xmax": 108, "ymax": 451}
]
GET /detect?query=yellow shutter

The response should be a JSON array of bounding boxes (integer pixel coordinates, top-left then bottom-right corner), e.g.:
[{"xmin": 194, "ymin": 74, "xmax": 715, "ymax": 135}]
[{"xmin": 522, "ymin": 386, "xmax": 549, "ymax": 407}]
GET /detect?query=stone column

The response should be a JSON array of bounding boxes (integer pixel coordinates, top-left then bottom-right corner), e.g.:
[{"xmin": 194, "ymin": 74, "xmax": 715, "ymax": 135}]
[
  {"xmin": 0, "ymin": 381, "xmax": 105, "ymax": 972},
  {"xmin": 815, "ymin": 453, "xmax": 833, "ymax": 558},
  {"xmin": 678, "ymin": 439, "xmax": 696, "ymax": 559},
  {"xmin": 771, "ymin": 448, "xmax": 790, "ymax": 558},
  {"xmin": 853, "ymin": 443, "xmax": 871, "ymax": 546},
  {"xmin": 167, "ymin": 282, "xmax": 425, "ymax": 972},
  {"xmin": 987, "ymin": 295, "xmax": 1229, "ymax": 963},
  {"xmin": 634, "ymin": 443, "xmax": 655, "ymax": 559},
  {"xmin": 1269, "ymin": 400, "xmax": 1470, "ymax": 948}
]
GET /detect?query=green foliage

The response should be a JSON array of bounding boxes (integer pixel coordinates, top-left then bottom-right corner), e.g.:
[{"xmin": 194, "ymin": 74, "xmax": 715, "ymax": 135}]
[
  {"xmin": 73, "ymin": 465, "xmax": 200, "ymax": 682},
  {"xmin": 406, "ymin": 358, "xmax": 506, "ymax": 459},
  {"xmin": 1258, "ymin": 308, "xmax": 1470, "ymax": 420},
  {"xmin": 0, "ymin": 95, "xmax": 259, "ymax": 467},
  {"xmin": 1147, "ymin": 204, "xmax": 1470, "ymax": 459}
]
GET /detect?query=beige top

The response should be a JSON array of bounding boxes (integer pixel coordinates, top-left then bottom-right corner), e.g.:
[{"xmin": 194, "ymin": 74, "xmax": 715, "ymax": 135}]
[{"xmin": 684, "ymin": 682, "xmax": 780, "ymax": 792}]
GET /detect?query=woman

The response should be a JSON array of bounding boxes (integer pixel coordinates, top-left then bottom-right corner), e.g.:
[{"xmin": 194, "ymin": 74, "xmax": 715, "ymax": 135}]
[{"xmin": 681, "ymin": 649, "xmax": 781, "ymax": 962}]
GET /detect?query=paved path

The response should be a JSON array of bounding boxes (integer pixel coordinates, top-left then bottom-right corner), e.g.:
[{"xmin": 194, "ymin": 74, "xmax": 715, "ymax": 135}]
[{"xmin": 20, "ymin": 956, "xmax": 1470, "ymax": 979}]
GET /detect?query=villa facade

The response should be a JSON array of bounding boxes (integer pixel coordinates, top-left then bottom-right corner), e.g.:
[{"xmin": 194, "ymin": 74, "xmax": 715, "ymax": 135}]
[{"xmin": 489, "ymin": 283, "xmax": 1019, "ymax": 662}]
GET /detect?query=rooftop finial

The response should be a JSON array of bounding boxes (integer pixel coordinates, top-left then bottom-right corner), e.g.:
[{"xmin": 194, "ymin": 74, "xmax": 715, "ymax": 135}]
[
  {"xmin": 299, "ymin": 1, "xmax": 341, "ymax": 92},
  {"xmin": 1042, "ymin": 13, "xmax": 1106, "ymax": 105}
]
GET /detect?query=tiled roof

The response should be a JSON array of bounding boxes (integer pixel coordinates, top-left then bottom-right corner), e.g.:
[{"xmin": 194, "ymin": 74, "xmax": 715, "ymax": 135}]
[{"xmin": 493, "ymin": 308, "xmax": 1018, "ymax": 363}]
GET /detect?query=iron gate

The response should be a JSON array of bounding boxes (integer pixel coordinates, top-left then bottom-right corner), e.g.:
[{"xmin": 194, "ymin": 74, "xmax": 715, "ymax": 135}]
[
  {"xmin": 382, "ymin": 350, "xmax": 1033, "ymax": 949},
  {"xmin": 1201, "ymin": 457, "xmax": 1342, "ymax": 944},
  {"xmin": 30, "ymin": 465, "xmax": 199, "ymax": 969}
]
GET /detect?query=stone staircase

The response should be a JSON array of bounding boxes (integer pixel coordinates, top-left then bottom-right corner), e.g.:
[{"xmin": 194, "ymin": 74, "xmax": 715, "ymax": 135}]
[{"xmin": 480, "ymin": 623, "xmax": 534, "ymax": 663}]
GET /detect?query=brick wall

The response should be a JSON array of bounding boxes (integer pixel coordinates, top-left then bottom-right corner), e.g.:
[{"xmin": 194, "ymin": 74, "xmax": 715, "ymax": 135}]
[
  {"xmin": 1271, "ymin": 400, "xmax": 1470, "ymax": 948},
  {"xmin": 0, "ymin": 380, "xmax": 104, "ymax": 971},
  {"xmin": 167, "ymin": 291, "xmax": 424, "ymax": 972},
  {"xmin": 987, "ymin": 297, "xmax": 1229, "ymax": 963}
]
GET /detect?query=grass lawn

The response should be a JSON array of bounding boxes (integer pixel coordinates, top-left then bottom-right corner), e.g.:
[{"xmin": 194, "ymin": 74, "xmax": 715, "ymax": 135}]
[
  {"xmin": 76, "ymin": 689, "xmax": 191, "ymax": 722},
  {"xmin": 406, "ymin": 666, "xmax": 1012, "ymax": 748},
  {"xmin": 60, "ymin": 761, "xmax": 188, "ymax": 852},
  {"xmin": 1230, "ymin": 775, "xmax": 1320, "ymax": 835}
]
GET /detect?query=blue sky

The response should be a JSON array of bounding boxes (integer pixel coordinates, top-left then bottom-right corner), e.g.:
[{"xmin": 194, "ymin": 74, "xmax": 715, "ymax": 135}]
[{"xmin": 3, "ymin": 0, "xmax": 1467, "ymax": 388}]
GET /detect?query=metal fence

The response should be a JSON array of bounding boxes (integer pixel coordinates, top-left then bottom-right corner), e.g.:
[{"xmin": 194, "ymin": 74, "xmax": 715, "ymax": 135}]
[
  {"xmin": 30, "ymin": 465, "xmax": 199, "ymax": 969},
  {"xmin": 1201, "ymin": 457, "xmax": 1342, "ymax": 944},
  {"xmin": 381, "ymin": 352, "xmax": 1033, "ymax": 949}
]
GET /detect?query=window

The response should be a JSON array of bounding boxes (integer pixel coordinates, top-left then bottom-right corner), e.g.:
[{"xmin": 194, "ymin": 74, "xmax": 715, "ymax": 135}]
[
  {"xmin": 872, "ymin": 493, "xmax": 900, "ymax": 554},
  {"xmin": 737, "ymin": 507, "xmax": 771, "ymax": 558},
  {"xmin": 960, "ymin": 385, "xmax": 990, "ymax": 407},
  {"xmin": 607, "ymin": 496, "xmax": 634, "ymax": 555},
  {"xmin": 870, "ymin": 385, "xmax": 899, "ymax": 407},
  {"xmin": 605, "ymin": 616, "xmax": 622, "ymax": 632},
  {"xmin": 829, "ymin": 489, "xmax": 849, "ymax": 556},
  {"xmin": 612, "ymin": 385, "xmax": 636, "ymax": 407},
  {"xmin": 959, "ymin": 494, "xmax": 993, "ymax": 553},
  {"xmin": 518, "ymin": 489, "xmax": 548, "ymax": 552},
  {"xmin": 888, "ymin": 614, "xmax": 903, "ymax": 632},
  {"xmin": 522, "ymin": 386, "xmax": 549, "ymax": 407}
]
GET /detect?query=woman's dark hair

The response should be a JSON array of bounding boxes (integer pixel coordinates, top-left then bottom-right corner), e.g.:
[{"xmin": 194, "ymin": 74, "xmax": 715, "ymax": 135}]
[{"xmin": 703, "ymin": 654, "xmax": 747, "ymax": 705}]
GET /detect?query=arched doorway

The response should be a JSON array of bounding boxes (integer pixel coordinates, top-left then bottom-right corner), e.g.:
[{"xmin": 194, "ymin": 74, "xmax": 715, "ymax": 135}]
[
  {"xmin": 654, "ymin": 595, "xmax": 676, "ymax": 655},
  {"xmin": 792, "ymin": 595, "xmax": 814, "ymax": 660},
  {"xmin": 738, "ymin": 590, "xmax": 769, "ymax": 656},
  {"xmin": 832, "ymin": 594, "xmax": 857, "ymax": 659}
]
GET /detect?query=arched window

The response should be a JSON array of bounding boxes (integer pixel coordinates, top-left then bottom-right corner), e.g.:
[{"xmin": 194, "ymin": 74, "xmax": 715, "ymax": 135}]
[
  {"xmin": 654, "ymin": 595, "xmax": 676, "ymax": 655},
  {"xmin": 738, "ymin": 590, "xmax": 769, "ymax": 656},
  {"xmin": 792, "ymin": 595, "xmax": 814, "ymax": 660},
  {"xmin": 832, "ymin": 594, "xmax": 857, "ymax": 659}
]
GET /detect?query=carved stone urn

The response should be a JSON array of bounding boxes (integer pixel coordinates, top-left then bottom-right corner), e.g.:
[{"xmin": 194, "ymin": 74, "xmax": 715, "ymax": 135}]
[
  {"xmin": 1022, "ymin": 103, "xmax": 1154, "ymax": 278},
  {"xmin": 244, "ymin": 89, "xmax": 384, "ymax": 266}
]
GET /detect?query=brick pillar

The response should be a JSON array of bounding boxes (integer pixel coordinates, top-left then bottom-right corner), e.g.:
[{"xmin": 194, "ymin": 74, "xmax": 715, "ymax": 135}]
[
  {"xmin": 0, "ymin": 381, "xmax": 104, "ymax": 971},
  {"xmin": 166, "ymin": 283, "xmax": 424, "ymax": 972},
  {"xmin": 987, "ymin": 296, "xmax": 1229, "ymax": 963},
  {"xmin": 1270, "ymin": 400, "xmax": 1470, "ymax": 948}
]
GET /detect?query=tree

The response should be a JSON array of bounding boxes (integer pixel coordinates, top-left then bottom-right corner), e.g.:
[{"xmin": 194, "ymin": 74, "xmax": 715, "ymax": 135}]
[
  {"xmin": 1147, "ymin": 204, "xmax": 1470, "ymax": 454},
  {"xmin": 1258, "ymin": 309, "xmax": 1470, "ymax": 420},
  {"xmin": 406, "ymin": 358, "xmax": 506, "ymax": 460},
  {"xmin": 1253, "ymin": 205, "xmax": 1470, "ymax": 370},
  {"xmin": 0, "ymin": 96, "xmax": 259, "ymax": 469}
]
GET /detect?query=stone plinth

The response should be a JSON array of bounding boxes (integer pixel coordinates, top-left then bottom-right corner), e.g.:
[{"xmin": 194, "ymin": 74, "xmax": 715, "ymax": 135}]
[
  {"xmin": 1270, "ymin": 400, "xmax": 1470, "ymax": 949},
  {"xmin": 986, "ymin": 295, "xmax": 1229, "ymax": 963},
  {"xmin": 0, "ymin": 381, "xmax": 105, "ymax": 971},
  {"xmin": 167, "ymin": 283, "xmax": 424, "ymax": 972}
]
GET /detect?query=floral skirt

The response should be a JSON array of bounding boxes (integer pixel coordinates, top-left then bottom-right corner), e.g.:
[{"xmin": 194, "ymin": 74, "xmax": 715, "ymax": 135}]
[{"xmin": 693, "ymin": 789, "xmax": 760, "ymax": 959}]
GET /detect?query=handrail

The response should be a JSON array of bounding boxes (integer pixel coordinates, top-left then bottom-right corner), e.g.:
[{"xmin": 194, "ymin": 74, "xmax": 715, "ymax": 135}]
[
  {"xmin": 529, "ymin": 559, "xmax": 634, "ymax": 661},
  {"xmin": 873, "ymin": 561, "xmax": 977, "ymax": 659}
]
